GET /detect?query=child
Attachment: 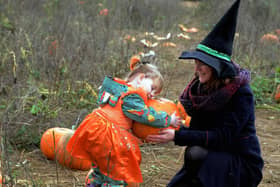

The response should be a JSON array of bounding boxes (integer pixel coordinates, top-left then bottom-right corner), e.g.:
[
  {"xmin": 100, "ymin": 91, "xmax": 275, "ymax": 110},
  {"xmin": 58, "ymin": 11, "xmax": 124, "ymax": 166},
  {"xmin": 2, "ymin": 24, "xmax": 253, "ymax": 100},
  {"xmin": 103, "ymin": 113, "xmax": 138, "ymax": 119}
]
[{"xmin": 66, "ymin": 56, "xmax": 181, "ymax": 187}]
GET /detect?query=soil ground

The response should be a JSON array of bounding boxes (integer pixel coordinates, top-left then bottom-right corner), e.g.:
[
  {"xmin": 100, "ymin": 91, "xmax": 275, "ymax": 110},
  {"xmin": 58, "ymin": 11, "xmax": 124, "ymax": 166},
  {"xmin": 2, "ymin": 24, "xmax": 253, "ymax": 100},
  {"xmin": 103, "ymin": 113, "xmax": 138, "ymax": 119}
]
[{"xmin": 9, "ymin": 108, "xmax": 280, "ymax": 187}]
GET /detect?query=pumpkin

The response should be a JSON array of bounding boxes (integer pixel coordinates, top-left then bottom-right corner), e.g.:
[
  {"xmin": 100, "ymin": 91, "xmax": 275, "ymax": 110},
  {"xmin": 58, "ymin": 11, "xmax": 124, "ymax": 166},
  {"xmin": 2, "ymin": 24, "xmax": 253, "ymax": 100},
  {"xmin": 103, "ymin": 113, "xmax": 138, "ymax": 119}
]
[
  {"xmin": 0, "ymin": 173, "xmax": 3, "ymax": 186},
  {"xmin": 132, "ymin": 98, "xmax": 190, "ymax": 141},
  {"xmin": 275, "ymin": 85, "xmax": 280, "ymax": 102},
  {"xmin": 260, "ymin": 34, "xmax": 279, "ymax": 43},
  {"xmin": 55, "ymin": 133, "xmax": 91, "ymax": 171},
  {"xmin": 40, "ymin": 127, "xmax": 74, "ymax": 160},
  {"xmin": 0, "ymin": 173, "xmax": 6, "ymax": 187},
  {"xmin": 176, "ymin": 101, "xmax": 191, "ymax": 127}
]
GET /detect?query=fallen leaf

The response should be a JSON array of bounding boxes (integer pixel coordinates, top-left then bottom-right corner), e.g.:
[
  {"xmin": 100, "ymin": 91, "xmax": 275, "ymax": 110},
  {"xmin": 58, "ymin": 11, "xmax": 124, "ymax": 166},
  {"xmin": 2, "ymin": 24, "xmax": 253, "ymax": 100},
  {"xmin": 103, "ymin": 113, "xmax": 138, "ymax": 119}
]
[
  {"xmin": 145, "ymin": 32, "xmax": 155, "ymax": 36},
  {"xmin": 140, "ymin": 39, "xmax": 158, "ymax": 48},
  {"xmin": 268, "ymin": 116, "xmax": 275, "ymax": 120},
  {"xmin": 140, "ymin": 50, "xmax": 156, "ymax": 57},
  {"xmin": 153, "ymin": 33, "xmax": 171, "ymax": 41},
  {"xmin": 177, "ymin": 33, "xmax": 191, "ymax": 40},
  {"xmin": 162, "ymin": 42, "xmax": 176, "ymax": 47},
  {"xmin": 186, "ymin": 27, "xmax": 198, "ymax": 33},
  {"xmin": 178, "ymin": 24, "xmax": 198, "ymax": 33}
]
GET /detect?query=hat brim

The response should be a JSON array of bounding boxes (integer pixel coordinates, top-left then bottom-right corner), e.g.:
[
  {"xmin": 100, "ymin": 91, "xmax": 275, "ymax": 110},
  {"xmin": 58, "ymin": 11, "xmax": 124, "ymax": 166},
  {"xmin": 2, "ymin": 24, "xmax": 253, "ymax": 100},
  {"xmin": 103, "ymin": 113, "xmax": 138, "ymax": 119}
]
[{"xmin": 179, "ymin": 50, "xmax": 223, "ymax": 76}]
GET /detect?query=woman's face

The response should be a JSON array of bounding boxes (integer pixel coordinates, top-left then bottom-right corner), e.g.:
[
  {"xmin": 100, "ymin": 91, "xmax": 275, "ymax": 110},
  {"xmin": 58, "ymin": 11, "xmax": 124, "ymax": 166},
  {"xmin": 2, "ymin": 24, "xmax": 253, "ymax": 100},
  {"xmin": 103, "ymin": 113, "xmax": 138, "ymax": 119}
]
[{"xmin": 194, "ymin": 60, "xmax": 214, "ymax": 83}]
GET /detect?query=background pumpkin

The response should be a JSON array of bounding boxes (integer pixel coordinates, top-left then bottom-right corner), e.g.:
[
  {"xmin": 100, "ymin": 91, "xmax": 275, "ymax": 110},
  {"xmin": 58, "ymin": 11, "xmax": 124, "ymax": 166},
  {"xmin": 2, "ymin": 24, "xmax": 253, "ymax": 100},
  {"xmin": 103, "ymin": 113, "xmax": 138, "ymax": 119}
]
[
  {"xmin": 55, "ymin": 133, "xmax": 91, "ymax": 171},
  {"xmin": 0, "ymin": 173, "xmax": 3, "ymax": 186},
  {"xmin": 40, "ymin": 127, "xmax": 74, "ymax": 160},
  {"xmin": 132, "ymin": 98, "xmax": 190, "ymax": 141},
  {"xmin": 275, "ymin": 84, "xmax": 280, "ymax": 102}
]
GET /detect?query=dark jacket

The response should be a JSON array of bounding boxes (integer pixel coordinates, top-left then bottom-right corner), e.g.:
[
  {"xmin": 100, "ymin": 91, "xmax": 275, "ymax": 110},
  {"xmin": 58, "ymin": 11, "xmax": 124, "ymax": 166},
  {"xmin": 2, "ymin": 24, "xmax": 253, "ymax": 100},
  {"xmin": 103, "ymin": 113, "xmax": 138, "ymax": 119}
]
[{"xmin": 169, "ymin": 84, "xmax": 264, "ymax": 187}]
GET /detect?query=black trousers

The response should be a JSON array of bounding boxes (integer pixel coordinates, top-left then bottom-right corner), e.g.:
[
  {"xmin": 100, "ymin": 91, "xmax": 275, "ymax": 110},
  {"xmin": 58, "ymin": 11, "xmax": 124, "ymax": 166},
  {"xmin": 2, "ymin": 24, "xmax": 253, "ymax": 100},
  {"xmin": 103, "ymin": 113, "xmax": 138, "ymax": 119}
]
[{"xmin": 168, "ymin": 146, "xmax": 208, "ymax": 187}]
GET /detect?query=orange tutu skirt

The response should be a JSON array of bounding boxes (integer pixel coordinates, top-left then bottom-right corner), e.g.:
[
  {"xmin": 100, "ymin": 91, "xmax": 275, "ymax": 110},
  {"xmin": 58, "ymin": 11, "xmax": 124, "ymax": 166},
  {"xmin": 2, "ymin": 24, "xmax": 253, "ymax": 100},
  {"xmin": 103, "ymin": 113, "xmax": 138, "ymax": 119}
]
[{"xmin": 67, "ymin": 110, "xmax": 143, "ymax": 183}]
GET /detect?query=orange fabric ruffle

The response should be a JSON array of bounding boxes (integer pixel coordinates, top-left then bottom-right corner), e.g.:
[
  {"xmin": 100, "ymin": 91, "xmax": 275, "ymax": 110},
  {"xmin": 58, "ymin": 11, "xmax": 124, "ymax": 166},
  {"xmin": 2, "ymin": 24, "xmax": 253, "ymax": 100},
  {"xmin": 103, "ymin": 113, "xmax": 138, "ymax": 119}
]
[{"xmin": 67, "ymin": 109, "xmax": 143, "ymax": 183}]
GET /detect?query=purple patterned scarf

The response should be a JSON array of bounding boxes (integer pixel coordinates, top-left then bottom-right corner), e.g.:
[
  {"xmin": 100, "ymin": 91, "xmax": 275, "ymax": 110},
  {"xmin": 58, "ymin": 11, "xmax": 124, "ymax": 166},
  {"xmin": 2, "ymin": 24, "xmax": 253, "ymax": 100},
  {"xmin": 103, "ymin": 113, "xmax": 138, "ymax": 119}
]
[{"xmin": 179, "ymin": 67, "xmax": 251, "ymax": 116}]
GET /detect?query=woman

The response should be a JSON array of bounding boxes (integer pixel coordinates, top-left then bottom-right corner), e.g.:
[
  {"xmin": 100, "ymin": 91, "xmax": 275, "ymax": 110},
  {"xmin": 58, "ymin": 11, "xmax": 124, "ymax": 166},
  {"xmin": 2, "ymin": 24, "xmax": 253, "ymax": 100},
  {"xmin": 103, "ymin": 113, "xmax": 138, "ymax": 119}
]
[{"xmin": 147, "ymin": 0, "xmax": 264, "ymax": 186}]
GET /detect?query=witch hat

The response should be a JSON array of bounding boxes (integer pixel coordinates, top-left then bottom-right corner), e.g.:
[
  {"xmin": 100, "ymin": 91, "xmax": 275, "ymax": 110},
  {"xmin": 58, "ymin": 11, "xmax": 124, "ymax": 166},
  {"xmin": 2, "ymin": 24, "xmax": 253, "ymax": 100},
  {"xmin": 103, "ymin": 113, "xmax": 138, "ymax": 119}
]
[{"xmin": 179, "ymin": 0, "xmax": 241, "ymax": 78}]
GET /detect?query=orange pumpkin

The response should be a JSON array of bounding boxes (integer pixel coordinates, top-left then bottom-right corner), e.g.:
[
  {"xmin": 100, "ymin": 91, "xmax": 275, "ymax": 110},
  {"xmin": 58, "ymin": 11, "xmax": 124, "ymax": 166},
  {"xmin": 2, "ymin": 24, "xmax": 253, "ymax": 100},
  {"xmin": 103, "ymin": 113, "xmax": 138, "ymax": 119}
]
[
  {"xmin": 132, "ymin": 98, "xmax": 190, "ymax": 141},
  {"xmin": 275, "ymin": 85, "xmax": 280, "ymax": 102},
  {"xmin": 0, "ymin": 174, "xmax": 2, "ymax": 186},
  {"xmin": 40, "ymin": 127, "xmax": 74, "ymax": 160},
  {"xmin": 0, "ymin": 173, "xmax": 5, "ymax": 187},
  {"xmin": 177, "ymin": 101, "xmax": 191, "ymax": 127},
  {"xmin": 260, "ymin": 34, "xmax": 279, "ymax": 43},
  {"xmin": 55, "ymin": 133, "xmax": 91, "ymax": 171}
]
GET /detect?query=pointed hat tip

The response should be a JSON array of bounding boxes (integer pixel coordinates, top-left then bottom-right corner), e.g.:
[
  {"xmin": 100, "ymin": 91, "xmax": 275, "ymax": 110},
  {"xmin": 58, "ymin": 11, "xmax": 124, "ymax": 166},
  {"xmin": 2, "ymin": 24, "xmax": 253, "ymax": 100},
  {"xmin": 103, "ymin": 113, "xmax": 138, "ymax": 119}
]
[{"xmin": 234, "ymin": 0, "xmax": 241, "ymax": 7}]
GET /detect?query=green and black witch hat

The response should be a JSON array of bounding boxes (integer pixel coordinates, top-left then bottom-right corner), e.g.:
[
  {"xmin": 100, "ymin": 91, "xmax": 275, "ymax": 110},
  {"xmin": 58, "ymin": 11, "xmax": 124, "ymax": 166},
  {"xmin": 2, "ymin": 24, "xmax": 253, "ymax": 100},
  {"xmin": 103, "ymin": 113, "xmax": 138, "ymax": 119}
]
[{"xmin": 179, "ymin": 0, "xmax": 241, "ymax": 78}]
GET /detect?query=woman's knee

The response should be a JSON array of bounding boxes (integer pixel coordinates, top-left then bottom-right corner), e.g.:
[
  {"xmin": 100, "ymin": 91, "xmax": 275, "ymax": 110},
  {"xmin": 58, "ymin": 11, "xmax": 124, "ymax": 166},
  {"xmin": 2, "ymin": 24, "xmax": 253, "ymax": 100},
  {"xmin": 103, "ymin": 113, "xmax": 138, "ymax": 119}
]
[{"xmin": 185, "ymin": 146, "xmax": 208, "ymax": 161}]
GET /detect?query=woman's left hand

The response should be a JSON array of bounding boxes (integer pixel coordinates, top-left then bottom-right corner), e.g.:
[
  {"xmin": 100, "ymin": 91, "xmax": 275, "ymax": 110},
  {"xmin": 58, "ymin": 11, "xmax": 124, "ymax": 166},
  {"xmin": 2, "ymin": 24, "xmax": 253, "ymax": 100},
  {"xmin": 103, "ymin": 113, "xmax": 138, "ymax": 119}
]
[{"xmin": 146, "ymin": 129, "xmax": 175, "ymax": 143}]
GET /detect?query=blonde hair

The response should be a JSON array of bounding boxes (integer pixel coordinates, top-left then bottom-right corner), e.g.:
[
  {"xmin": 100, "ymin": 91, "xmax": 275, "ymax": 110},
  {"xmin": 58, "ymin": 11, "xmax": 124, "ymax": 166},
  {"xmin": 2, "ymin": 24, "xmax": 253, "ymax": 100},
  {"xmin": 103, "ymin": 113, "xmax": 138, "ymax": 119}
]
[{"xmin": 126, "ymin": 63, "xmax": 164, "ymax": 93}]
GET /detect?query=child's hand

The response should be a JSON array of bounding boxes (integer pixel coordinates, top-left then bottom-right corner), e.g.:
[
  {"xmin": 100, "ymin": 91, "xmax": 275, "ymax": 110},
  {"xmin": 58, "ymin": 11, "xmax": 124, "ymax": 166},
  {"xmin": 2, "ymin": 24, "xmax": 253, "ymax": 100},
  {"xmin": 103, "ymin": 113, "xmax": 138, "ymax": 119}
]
[{"xmin": 170, "ymin": 112, "xmax": 182, "ymax": 128}]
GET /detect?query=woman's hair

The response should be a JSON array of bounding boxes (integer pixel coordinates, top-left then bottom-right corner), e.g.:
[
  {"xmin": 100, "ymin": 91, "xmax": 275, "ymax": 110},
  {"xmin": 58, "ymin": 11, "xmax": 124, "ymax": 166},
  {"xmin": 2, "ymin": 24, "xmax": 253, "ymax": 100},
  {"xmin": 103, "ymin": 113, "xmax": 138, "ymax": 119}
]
[{"xmin": 126, "ymin": 63, "xmax": 164, "ymax": 93}]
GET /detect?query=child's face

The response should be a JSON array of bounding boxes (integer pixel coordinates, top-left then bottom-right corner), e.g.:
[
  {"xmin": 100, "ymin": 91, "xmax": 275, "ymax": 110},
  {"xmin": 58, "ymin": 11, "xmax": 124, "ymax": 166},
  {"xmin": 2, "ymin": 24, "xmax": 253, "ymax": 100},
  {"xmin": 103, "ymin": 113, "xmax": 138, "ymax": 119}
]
[{"xmin": 138, "ymin": 77, "xmax": 160, "ymax": 98}]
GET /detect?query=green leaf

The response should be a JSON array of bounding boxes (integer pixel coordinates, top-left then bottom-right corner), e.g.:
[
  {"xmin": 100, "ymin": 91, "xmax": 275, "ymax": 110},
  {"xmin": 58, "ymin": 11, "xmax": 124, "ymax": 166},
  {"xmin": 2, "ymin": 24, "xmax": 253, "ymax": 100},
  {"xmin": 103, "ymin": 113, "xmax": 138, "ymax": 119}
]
[
  {"xmin": 30, "ymin": 104, "xmax": 40, "ymax": 114},
  {"xmin": 0, "ymin": 105, "xmax": 6, "ymax": 109}
]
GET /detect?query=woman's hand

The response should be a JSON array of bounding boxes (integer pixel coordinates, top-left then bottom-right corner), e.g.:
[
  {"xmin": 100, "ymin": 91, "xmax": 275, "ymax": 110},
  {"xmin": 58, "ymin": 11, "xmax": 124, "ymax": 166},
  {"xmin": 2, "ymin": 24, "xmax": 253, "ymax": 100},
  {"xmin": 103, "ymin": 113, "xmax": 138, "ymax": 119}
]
[
  {"xmin": 170, "ymin": 112, "xmax": 182, "ymax": 128},
  {"xmin": 146, "ymin": 129, "xmax": 175, "ymax": 143}
]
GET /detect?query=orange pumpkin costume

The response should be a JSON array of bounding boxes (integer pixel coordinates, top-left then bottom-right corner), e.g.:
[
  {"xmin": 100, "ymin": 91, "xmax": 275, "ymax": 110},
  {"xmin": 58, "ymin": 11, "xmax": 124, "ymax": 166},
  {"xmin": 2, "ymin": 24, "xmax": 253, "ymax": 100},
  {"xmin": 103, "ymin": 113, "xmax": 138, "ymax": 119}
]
[{"xmin": 66, "ymin": 77, "xmax": 171, "ymax": 184}]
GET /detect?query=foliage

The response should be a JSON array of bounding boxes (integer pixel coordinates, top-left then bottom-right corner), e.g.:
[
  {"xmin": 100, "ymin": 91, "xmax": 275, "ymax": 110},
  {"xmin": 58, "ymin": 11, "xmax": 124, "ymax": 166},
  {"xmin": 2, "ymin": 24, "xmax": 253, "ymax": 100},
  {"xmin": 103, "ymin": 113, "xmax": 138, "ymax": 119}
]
[
  {"xmin": 251, "ymin": 75, "xmax": 274, "ymax": 104},
  {"xmin": 14, "ymin": 125, "xmax": 41, "ymax": 150}
]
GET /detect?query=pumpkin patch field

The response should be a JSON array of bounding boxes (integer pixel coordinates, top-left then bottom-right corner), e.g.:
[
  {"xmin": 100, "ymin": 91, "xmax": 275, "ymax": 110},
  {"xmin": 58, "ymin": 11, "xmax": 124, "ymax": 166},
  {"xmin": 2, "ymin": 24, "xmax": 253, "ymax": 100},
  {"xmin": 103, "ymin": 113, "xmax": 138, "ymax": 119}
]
[
  {"xmin": 1, "ymin": 0, "xmax": 280, "ymax": 186},
  {"xmin": 4, "ymin": 61, "xmax": 280, "ymax": 187}
]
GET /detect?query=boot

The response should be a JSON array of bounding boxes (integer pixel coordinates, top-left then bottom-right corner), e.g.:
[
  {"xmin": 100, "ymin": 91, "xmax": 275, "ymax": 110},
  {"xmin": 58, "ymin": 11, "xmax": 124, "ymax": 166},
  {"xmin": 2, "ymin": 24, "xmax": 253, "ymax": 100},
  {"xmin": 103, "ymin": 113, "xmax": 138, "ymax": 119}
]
[{"xmin": 86, "ymin": 182, "xmax": 101, "ymax": 187}]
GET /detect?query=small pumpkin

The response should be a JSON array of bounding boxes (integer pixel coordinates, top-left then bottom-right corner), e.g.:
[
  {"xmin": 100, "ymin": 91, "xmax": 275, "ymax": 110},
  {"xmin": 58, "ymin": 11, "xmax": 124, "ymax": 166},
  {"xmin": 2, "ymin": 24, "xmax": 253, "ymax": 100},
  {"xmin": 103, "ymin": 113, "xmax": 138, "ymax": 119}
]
[
  {"xmin": 260, "ymin": 33, "xmax": 279, "ymax": 43},
  {"xmin": 132, "ymin": 98, "xmax": 190, "ymax": 141},
  {"xmin": 55, "ymin": 133, "xmax": 91, "ymax": 171},
  {"xmin": 275, "ymin": 85, "xmax": 280, "ymax": 102},
  {"xmin": 0, "ymin": 172, "xmax": 6, "ymax": 187},
  {"xmin": 0, "ymin": 173, "xmax": 3, "ymax": 186},
  {"xmin": 40, "ymin": 127, "xmax": 74, "ymax": 160}
]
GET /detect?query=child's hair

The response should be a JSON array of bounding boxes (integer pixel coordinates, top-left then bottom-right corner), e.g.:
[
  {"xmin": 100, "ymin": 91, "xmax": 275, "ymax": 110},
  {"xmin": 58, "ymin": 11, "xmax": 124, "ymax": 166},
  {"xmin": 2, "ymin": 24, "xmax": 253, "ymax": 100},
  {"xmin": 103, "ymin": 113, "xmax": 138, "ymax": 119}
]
[{"xmin": 126, "ymin": 56, "xmax": 164, "ymax": 93}]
